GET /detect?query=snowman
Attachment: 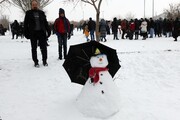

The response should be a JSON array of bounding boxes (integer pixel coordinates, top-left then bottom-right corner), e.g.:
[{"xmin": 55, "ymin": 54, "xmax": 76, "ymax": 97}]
[{"xmin": 76, "ymin": 48, "xmax": 120, "ymax": 119}]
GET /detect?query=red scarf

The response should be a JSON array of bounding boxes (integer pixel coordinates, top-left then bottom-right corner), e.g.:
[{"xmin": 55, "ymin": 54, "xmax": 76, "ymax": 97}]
[{"xmin": 89, "ymin": 67, "xmax": 109, "ymax": 83}]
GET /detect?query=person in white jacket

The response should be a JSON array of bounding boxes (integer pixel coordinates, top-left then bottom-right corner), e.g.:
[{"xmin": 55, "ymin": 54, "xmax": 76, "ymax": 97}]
[{"xmin": 140, "ymin": 19, "xmax": 148, "ymax": 40}]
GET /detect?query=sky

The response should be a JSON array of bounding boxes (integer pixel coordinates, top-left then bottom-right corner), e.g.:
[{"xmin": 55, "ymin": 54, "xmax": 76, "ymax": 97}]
[{"xmin": 1, "ymin": 0, "xmax": 180, "ymax": 22}]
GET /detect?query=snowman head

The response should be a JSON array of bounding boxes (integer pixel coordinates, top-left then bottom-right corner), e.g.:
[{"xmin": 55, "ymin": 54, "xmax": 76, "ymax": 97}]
[{"xmin": 90, "ymin": 48, "xmax": 108, "ymax": 68}]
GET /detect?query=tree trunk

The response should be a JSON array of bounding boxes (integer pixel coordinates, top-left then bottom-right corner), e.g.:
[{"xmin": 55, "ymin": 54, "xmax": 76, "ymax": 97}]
[
  {"xmin": 67, "ymin": 0, "xmax": 103, "ymax": 42},
  {"xmin": 95, "ymin": 11, "xmax": 100, "ymax": 42}
]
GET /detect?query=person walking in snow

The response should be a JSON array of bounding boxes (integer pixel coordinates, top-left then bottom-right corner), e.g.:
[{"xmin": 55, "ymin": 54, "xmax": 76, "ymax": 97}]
[
  {"xmin": 0, "ymin": 24, "xmax": 5, "ymax": 35},
  {"xmin": 24, "ymin": 0, "xmax": 51, "ymax": 67},
  {"xmin": 54, "ymin": 8, "xmax": 71, "ymax": 60},
  {"xmin": 99, "ymin": 19, "xmax": 107, "ymax": 42},
  {"xmin": 121, "ymin": 19, "xmax": 127, "ymax": 39},
  {"xmin": 172, "ymin": 17, "xmax": 180, "ymax": 41},
  {"xmin": 128, "ymin": 19, "xmax": 135, "ymax": 40},
  {"xmin": 111, "ymin": 17, "xmax": 119, "ymax": 40},
  {"xmin": 140, "ymin": 19, "xmax": 148, "ymax": 40},
  {"xmin": 11, "ymin": 20, "xmax": 19, "ymax": 39},
  {"xmin": 83, "ymin": 25, "xmax": 90, "ymax": 41},
  {"xmin": 88, "ymin": 17, "xmax": 96, "ymax": 41},
  {"xmin": 134, "ymin": 18, "xmax": 140, "ymax": 40},
  {"xmin": 149, "ymin": 18, "xmax": 155, "ymax": 38}
]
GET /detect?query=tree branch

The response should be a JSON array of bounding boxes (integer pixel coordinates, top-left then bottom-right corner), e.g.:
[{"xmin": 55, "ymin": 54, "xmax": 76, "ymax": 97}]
[
  {"xmin": 81, "ymin": 0, "xmax": 93, "ymax": 6},
  {"xmin": 10, "ymin": 0, "xmax": 54, "ymax": 13}
]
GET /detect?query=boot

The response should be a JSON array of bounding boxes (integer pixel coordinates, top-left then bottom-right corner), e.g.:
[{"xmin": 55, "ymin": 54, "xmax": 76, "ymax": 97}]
[
  {"xmin": 64, "ymin": 53, "xmax": 67, "ymax": 59},
  {"xmin": 32, "ymin": 49, "xmax": 38, "ymax": 65},
  {"xmin": 34, "ymin": 62, "xmax": 39, "ymax": 68},
  {"xmin": 43, "ymin": 61, "xmax": 48, "ymax": 66},
  {"xmin": 174, "ymin": 38, "xmax": 177, "ymax": 41},
  {"xmin": 58, "ymin": 46, "xmax": 62, "ymax": 60},
  {"xmin": 41, "ymin": 49, "xmax": 47, "ymax": 64}
]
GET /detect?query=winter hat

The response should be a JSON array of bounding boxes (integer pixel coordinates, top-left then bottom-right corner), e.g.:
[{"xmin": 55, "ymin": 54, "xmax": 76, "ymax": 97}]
[
  {"xmin": 59, "ymin": 8, "xmax": 65, "ymax": 14},
  {"xmin": 94, "ymin": 48, "xmax": 101, "ymax": 55}
]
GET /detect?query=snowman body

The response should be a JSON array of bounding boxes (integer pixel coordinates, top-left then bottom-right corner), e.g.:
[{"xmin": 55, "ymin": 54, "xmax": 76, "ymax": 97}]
[{"xmin": 76, "ymin": 54, "xmax": 120, "ymax": 119}]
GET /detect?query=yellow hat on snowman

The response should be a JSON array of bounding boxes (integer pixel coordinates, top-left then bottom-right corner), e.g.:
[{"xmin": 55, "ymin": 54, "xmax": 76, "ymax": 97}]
[{"xmin": 94, "ymin": 48, "xmax": 101, "ymax": 55}]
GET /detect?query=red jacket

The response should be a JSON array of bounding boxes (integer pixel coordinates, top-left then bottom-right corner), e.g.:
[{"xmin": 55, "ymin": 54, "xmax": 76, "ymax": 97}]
[
  {"xmin": 121, "ymin": 20, "xmax": 127, "ymax": 30},
  {"xmin": 130, "ymin": 22, "xmax": 135, "ymax": 31},
  {"xmin": 54, "ymin": 17, "xmax": 70, "ymax": 34}
]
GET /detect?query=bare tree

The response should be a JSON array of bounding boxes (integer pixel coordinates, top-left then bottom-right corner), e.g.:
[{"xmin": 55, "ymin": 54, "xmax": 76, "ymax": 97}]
[
  {"xmin": 0, "ymin": 0, "xmax": 11, "ymax": 15},
  {"xmin": 164, "ymin": 2, "xmax": 180, "ymax": 20},
  {"xmin": 0, "ymin": 15, "xmax": 10, "ymax": 29},
  {"xmin": 10, "ymin": 0, "xmax": 53, "ymax": 13},
  {"xmin": 0, "ymin": 0, "xmax": 9, "ymax": 4},
  {"xmin": 0, "ymin": 0, "xmax": 6, "ymax": 4},
  {"xmin": 0, "ymin": 0, "xmax": 11, "ymax": 8},
  {"xmin": 66, "ymin": 0, "xmax": 103, "ymax": 41},
  {"xmin": 125, "ymin": 12, "xmax": 135, "ymax": 21}
]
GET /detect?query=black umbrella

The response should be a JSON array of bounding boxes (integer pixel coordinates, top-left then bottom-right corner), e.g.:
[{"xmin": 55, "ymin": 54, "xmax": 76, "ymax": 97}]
[{"xmin": 63, "ymin": 41, "xmax": 121, "ymax": 85}]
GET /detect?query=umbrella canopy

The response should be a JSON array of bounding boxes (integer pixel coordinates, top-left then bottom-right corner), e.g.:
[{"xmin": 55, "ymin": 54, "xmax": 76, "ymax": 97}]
[{"xmin": 63, "ymin": 41, "xmax": 121, "ymax": 85}]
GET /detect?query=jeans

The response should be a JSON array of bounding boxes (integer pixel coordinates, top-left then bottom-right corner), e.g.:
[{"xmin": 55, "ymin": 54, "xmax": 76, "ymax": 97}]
[
  {"xmin": 57, "ymin": 33, "xmax": 67, "ymax": 59},
  {"xmin": 150, "ymin": 28, "xmax": 154, "ymax": 38},
  {"xmin": 90, "ymin": 30, "xmax": 95, "ymax": 41}
]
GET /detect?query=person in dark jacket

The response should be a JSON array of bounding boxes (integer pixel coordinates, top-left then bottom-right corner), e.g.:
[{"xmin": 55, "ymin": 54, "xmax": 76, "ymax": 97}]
[
  {"xmin": 0, "ymin": 24, "xmax": 6, "ymax": 35},
  {"xmin": 24, "ymin": 0, "xmax": 51, "ymax": 67},
  {"xmin": 11, "ymin": 20, "xmax": 19, "ymax": 39},
  {"xmin": 111, "ymin": 17, "xmax": 119, "ymax": 40},
  {"xmin": 99, "ymin": 19, "xmax": 107, "ymax": 42},
  {"xmin": 88, "ymin": 17, "xmax": 96, "ymax": 41},
  {"xmin": 149, "ymin": 18, "xmax": 155, "ymax": 38},
  {"xmin": 172, "ymin": 17, "xmax": 180, "ymax": 41},
  {"xmin": 166, "ymin": 19, "xmax": 173, "ymax": 37},
  {"xmin": 54, "ymin": 8, "xmax": 70, "ymax": 60},
  {"xmin": 18, "ymin": 22, "xmax": 24, "ymax": 39},
  {"xmin": 134, "ymin": 18, "xmax": 140, "ymax": 40},
  {"xmin": 106, "ymin": 21, "xmax": 111, "ymax": 35}
]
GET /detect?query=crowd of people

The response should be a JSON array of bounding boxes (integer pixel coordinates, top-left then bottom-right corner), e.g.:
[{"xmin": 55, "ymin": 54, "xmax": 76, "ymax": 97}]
[
  {"xmin": 10, "ymin": 20, "xmax": 24, "ymax": 39},
  {"xmin": 6, "ymin": 16, "xmax": 180, "ymax": 42},
  {"xmin": 0, "ymin": 20, "xmax": 25, "ymax": 39},
  {"xmin": 0, "ymin": 0, "xmax": 180, "ymax": 68},
  {"xmin": 79, "ymin": 17, "xmax": 180, "ymax": 42}
]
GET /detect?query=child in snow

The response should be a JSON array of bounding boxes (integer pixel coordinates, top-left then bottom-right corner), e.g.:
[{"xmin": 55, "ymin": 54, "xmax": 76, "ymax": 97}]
[{"xmin": 84, "ymin": 25, "xmax": 90, "ymax": 41}]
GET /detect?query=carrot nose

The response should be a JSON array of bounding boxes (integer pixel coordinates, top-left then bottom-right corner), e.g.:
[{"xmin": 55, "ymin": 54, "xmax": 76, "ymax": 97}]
[{"xmin": 99, "ymin": 58, "xmax": 102, "ymax": 61}]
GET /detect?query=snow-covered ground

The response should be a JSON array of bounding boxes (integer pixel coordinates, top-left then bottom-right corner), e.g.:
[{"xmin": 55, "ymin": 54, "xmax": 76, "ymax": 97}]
[{"xmin": 0, "ymin": 31, "xmax": 180, "ymax": 120}]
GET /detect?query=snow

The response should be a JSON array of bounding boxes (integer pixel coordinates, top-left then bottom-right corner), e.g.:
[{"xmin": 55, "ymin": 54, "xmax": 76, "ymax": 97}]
[{"xmin": 0, "ymin": 31, "xmax": 180, "ymax": 120}]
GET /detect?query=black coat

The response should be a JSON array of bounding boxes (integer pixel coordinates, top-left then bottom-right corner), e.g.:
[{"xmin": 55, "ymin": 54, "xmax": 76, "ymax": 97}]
[
  {"xmin": 11, "ymin": 20, "xmax": 19, "ymax": 33},
  {"xmin": 99, "ymin": 19, "xmax": 107, "ymax": 37},
  {"xmin": 88, "ymin": 20, "xmax": 96, "ymax": 31},
  {"xmin": 24, "ymin": 9, "xmax": 51, "ymax": 39},
  {"xmin": 111, "ymin": 18, "xmax": 118, "ymax": 33},
  {"xmin": 172, "ymin": 18, "xmax": 180, "ymax": 38}
]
